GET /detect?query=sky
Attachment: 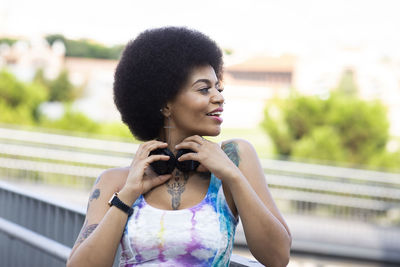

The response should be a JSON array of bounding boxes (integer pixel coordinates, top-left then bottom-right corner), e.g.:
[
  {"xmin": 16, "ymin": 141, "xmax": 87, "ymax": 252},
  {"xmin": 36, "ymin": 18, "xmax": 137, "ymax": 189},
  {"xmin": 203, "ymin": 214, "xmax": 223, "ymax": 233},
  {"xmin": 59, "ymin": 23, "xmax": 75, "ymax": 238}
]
[{"xmin": 1, "ymin": 0, "xmax": 400, "ymax": 57}]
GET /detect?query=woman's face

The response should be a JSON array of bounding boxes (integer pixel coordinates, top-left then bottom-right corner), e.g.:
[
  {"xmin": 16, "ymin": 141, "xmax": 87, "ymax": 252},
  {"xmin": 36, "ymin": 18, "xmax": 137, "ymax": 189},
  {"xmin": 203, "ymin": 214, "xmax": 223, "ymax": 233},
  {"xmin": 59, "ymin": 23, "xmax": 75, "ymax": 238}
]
[{"xmin": 167, "ymin": 64, "xmax": 224, "ymax": 137}]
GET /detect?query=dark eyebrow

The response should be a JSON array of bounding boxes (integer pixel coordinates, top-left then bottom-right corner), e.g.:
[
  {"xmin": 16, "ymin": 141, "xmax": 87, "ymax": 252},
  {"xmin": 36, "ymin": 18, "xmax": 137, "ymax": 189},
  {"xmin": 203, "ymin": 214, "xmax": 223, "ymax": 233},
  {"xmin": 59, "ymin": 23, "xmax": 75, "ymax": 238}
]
[{"xmin": 191, "ymin": 79, "xmax": 219, "ymax": 87}]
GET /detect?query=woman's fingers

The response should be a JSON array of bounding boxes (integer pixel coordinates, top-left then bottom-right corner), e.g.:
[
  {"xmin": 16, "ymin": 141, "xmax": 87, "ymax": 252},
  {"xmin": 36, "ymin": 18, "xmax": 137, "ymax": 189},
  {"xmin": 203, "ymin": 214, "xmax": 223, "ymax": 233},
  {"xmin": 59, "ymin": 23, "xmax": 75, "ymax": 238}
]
[
  {"xmin": 130, "ymin": 154, "xmax": 169, "ymax": 175},
  {"xmin": 146, "ymin": 154, "xmax": 170, "ymax": 164},
  {"xmin": 131, "ymin": 141, "xmax": 168, "ymax": 167},
  {"xmin": 175, "ymin": 141, "xmax": 201, "ymax": 152},
  {"xmin": 137, "ymin": 141, "xmax": 168, "ymax": 158},
  {"xmin": 146, "ymin": 141, "xmax": 168, "ymax": 152},
  {"xmin": 127, "ymin": 140, "xmax": 168, "ymax": 182},
  {"xmin": 176, "ymin": 151, "xmax": 198, "ymax": 162},
  {"xmin": 175, "ymin": 136, "xmax": 214, "ymax": 162}
]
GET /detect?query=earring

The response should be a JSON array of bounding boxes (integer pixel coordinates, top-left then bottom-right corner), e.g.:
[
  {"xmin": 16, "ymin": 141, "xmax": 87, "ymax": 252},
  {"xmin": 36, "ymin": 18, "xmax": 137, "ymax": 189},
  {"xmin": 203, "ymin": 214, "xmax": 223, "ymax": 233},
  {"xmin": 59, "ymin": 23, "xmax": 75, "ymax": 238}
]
[{"xmin": 164, "ymin": 116, "xmax": 173, "ymax": 144}]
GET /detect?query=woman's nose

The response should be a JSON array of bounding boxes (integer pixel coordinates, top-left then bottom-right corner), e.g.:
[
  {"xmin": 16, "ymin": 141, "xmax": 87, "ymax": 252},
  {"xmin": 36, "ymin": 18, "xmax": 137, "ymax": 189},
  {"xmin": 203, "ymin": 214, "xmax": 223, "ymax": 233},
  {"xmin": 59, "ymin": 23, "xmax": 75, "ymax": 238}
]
[{"xmin": 211, "ymin": 89, "xmax": 224, "ymax": 104}]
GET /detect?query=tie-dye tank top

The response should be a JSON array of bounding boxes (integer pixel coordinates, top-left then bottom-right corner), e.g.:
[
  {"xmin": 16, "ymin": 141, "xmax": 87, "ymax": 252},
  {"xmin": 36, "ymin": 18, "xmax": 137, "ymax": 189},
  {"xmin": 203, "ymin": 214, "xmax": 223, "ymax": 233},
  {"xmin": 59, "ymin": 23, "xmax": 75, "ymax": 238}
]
[{"xmin": 119, "ymin": 172, "xmax": 238, "ymax": 267}]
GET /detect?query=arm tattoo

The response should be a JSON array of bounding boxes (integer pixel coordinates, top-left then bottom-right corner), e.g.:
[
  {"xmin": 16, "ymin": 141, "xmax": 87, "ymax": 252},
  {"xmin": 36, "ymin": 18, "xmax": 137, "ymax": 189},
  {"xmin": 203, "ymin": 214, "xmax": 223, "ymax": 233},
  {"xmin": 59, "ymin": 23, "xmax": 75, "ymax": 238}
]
[
  {"xmin": 75, "ymin": 224, "xmax": 98, "ymax": 245},
  {"xmin": 222, "ymin": 142, "xmax": 240, "ymax": 166},
  {"xmin": 87, "ymin": 188, "xmax": 100, "ymax": 212},
  {"xmin": 94, "ymin": 175, "xmax": 101, "ymax": 185},
  {"xmin": 165, "ymin": 170, "xmax": 189, "ymax": 210},
  {"xmin": 89, "ymin": 189, "xmax": 100, "ymax": 202},
  {"xmin": 76, "ymin": 219, "xmax": 87, "ymax": 243}
]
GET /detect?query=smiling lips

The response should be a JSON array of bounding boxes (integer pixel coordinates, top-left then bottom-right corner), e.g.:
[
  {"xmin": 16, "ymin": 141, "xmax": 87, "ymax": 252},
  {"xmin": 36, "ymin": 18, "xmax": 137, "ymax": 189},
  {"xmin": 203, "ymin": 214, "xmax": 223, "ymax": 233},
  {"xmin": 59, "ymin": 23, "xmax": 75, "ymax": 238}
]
[
  {"xmin": 206, "ymin": 108, "xmax": 223, "ymax": 123},
  {"xmin": 206, "ymin": 107, "xmax": 223, "ymax": 115}
]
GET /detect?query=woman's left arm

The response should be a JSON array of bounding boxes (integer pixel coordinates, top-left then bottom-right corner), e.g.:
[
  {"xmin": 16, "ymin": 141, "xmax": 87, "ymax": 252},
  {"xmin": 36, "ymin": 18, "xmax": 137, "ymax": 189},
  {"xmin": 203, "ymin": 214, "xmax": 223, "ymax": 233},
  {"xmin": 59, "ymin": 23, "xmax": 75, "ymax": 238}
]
[
  {"xmin": 176, "ymin": 136, "xmax": 291, "ymax": 266},
  {"xmin": 222, "ymin": 139, "xmax": 291, "ymax": 266}
]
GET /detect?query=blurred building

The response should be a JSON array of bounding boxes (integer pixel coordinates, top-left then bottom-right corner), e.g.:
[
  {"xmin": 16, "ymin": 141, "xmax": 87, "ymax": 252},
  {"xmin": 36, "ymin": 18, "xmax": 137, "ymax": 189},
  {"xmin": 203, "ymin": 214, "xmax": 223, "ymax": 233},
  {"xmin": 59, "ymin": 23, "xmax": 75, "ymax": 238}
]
[
  {"xmin": 0, "ymin": 36, "xmax": 65, "ymax": 81},
  {"xmin": 225, "ymin": 54, "xmax": 295, "ymax": 90},
  {"xmin": 63, "ymin": 57, "xmax": 120, "ymax": 122},
  {"xmin": 222, "ymin": 54, "xmax": 296, "ymax": 128}
]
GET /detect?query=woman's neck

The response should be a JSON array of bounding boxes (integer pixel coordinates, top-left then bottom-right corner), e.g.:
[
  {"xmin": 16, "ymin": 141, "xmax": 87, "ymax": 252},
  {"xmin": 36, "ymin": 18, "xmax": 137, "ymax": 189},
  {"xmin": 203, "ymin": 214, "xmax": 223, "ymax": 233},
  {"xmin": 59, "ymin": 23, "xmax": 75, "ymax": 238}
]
[{"xmin": 159, "ymin": 128, "xmax": 192, "ymax": 154}]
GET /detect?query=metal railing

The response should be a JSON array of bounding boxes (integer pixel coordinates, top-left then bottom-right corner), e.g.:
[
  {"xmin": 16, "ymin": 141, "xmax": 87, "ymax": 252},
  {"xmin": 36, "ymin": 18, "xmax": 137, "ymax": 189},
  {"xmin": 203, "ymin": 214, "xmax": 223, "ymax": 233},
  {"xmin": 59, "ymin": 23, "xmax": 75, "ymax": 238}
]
[
  {"xmin": 0, "ymin": 180, "xmax": 85, "ymax": 267},
  {"xmin": 0, "ymin": 217, "xmax": 71, "ymax": 266},
  {"xmin": 1, "ymin": 126, "xmax": 400, "ymax": 263},
  {"xmin": 1, "ymin": 126, "xmax": 399, "ymax": 221}
]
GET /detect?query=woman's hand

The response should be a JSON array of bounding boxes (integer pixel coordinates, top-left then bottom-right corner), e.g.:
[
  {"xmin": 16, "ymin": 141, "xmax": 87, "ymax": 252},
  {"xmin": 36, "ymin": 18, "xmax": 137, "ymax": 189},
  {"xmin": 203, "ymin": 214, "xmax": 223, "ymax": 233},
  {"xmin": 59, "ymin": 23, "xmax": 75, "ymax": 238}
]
[
  {"xmin": 175, "ymin": 135, "xmax": 239, "ymax": 182},
  {"xmin": 124, "ymin": 140, "xmax": 172, "ymax": 195}
]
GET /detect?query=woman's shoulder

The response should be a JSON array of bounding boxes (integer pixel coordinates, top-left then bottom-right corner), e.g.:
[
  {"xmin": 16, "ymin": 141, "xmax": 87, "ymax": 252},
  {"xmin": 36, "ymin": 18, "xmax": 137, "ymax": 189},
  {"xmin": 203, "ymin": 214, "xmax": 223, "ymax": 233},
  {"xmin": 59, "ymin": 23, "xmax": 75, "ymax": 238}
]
[
  {"xmin": 221, "ymin": 138, "xmax": 255, "ymax": 154},
  {"xmin": 95, "ymin": 166, "xmax": 130, "ymax": 192},
  {"xmin": 220, "ymin": 138, "xmax": 257, "ymax": 166}
]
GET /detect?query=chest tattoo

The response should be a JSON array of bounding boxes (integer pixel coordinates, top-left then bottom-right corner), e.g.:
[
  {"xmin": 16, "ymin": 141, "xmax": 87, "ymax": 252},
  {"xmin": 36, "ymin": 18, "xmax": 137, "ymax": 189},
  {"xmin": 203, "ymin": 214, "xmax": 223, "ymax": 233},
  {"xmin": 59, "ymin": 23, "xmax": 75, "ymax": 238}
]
[{"xmin": 165, "ymin": 169, "xmax": 189, "ymax": 210}]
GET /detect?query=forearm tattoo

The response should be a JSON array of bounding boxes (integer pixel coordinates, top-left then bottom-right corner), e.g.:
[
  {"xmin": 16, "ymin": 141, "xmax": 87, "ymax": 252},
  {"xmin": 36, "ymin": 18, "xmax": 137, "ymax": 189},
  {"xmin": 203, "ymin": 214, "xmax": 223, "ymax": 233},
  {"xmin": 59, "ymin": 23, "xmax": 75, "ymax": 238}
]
[
  {"xmin": 75, "ymin": 223, "xmax": 98, "ymax": 245},
  {"xmin": 222, "ymin": 142, "xmax": 240, "ymax": 166},
  {"xmin": 165, "ymin": 169, "xmax": 189, "ymax": 210},
  {"xmin": 77, "ymin": 189, "xmax": 101, "ymax": 245}
]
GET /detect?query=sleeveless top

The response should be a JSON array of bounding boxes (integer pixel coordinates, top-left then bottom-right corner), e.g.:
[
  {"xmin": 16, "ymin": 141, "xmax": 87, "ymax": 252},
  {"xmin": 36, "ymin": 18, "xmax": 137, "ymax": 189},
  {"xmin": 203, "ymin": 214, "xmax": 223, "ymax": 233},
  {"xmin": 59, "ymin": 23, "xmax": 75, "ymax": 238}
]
[{"xmin": 119, "ymin": 154, "xmax": 239, "ymax": 266}]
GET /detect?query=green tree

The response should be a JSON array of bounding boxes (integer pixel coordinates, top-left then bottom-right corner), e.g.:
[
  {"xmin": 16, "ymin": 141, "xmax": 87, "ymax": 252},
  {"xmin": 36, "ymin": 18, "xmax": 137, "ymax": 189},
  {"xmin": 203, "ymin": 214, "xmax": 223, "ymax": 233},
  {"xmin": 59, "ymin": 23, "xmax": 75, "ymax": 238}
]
[
  {"xmin": 0, "ymin": 38, "xmax": 18, "ymax": 46},
  {"xmin": 0, "ymin": 69, "xmax": 134, "ymax": 140},
  {"xmin": 291, "ymin": 126, "xmax": 347, "ymax": 162},
  {"xmin": 34, "ymin": 68, "xmax": 84, "ymax": 102},
  {"xmin": 45, "ymin": 34, "xmax": 124, "ymax": 59},
  {"xmin": 33, "ymin": 68, "xmax": 48, "ymax": 86},
  {"xmin": 0, "ymin": 69, "xmax": 26, "ymax": 107},
  {"xmin": 39, "ymin": 105, "xmax": 100, "ymax": 133},
  {"xmin": 48, "ymin": 69, "xmax": 75, "ymax": 102},
  {"xmin": 261, "ymin": 71, "xmax": 394, "ymax": 169},
  {"xmin": 326, "ymin": 93, "xmax": 389, "ymax": 163},
  {"xmin": 0, "ymin": 69, "xmax": 48, "ymax": 124},
  {"xmin": 367, "ymin": 150, "xmax": 400, "ymax": 171},
  {"xmin": 45, "ymin": 34, "xmax": 67, "ymax": 46},
  {"xmin": 0, "ymin": 100, "xmax": 35, "ymax": 124}
]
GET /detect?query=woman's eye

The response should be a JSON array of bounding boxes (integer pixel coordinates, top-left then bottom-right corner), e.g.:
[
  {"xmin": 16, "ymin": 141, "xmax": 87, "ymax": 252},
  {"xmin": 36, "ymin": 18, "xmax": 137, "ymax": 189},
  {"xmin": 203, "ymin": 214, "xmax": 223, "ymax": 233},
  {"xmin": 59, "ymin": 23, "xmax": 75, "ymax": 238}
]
[{"xmin": 199, "ymin": 87, "xmax": 210, "ymax": 93}]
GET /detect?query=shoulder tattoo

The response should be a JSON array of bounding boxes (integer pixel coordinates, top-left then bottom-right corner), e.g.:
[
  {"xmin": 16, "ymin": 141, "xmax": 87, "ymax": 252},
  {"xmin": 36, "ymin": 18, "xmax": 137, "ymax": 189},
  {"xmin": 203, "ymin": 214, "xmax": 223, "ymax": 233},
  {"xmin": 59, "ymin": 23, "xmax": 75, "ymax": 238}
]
[{"xmin": 222, "ymin": 141, "xmax": 240, "ymax": 166}]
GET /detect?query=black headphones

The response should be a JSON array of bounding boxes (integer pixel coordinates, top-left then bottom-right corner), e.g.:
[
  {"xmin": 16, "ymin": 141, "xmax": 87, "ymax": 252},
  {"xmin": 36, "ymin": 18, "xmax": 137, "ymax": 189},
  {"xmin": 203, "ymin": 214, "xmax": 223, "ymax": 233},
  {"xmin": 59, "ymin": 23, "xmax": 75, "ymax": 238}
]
[{"xmin": 149, "ymin": 148, "xmax": 200, "ymax": 175}]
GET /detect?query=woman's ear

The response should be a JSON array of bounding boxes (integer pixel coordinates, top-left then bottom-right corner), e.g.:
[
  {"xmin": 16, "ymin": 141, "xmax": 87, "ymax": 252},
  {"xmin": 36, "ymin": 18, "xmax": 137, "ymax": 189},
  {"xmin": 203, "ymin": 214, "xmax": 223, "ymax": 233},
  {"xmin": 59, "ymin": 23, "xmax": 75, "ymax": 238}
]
[{"xmin": 161, "ymin": 103, "xmax": 172, "ymax": 117}]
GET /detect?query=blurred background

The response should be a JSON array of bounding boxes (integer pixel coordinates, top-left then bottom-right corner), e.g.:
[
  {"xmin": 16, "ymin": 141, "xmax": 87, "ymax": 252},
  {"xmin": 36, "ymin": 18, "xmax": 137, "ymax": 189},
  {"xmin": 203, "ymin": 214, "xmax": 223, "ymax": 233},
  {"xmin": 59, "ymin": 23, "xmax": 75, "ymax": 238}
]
[{"xmin": 0, "ymin": 0, "xmax": 400, "ymax": 266}]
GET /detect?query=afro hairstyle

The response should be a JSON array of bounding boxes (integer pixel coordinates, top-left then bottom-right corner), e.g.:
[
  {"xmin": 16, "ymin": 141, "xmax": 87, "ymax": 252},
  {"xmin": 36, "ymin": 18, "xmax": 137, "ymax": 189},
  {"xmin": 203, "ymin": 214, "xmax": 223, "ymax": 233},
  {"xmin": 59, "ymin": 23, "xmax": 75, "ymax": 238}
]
[{"xmin": 113, "ymin": 26, "xmax": 223, "ymax": 141}]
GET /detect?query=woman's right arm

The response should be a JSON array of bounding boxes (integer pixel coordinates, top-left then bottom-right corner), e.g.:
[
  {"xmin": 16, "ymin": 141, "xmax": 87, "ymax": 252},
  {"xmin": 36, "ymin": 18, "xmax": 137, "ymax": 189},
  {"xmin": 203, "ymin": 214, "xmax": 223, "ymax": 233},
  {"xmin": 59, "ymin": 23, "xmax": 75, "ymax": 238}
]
[{"xmin": 67, "ymin": 141, "xmax": 172, "ymax": 267}]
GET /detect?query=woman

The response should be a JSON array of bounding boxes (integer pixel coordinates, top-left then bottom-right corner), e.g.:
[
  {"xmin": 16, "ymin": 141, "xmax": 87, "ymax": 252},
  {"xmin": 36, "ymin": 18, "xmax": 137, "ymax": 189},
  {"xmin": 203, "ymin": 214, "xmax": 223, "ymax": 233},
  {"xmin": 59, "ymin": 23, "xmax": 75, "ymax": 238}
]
[{"xmin": 67, "ymin": 27, "xmax": 291, "ymax": 267}]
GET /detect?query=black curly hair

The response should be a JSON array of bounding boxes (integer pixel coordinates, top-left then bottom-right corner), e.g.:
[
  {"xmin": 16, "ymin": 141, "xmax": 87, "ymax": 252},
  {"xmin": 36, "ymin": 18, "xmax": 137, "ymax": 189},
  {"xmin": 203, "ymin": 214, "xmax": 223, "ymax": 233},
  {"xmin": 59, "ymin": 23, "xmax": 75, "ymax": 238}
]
[{"xmin": 113, "ymin": 26, "xmax": 223, "ymax": 141}]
